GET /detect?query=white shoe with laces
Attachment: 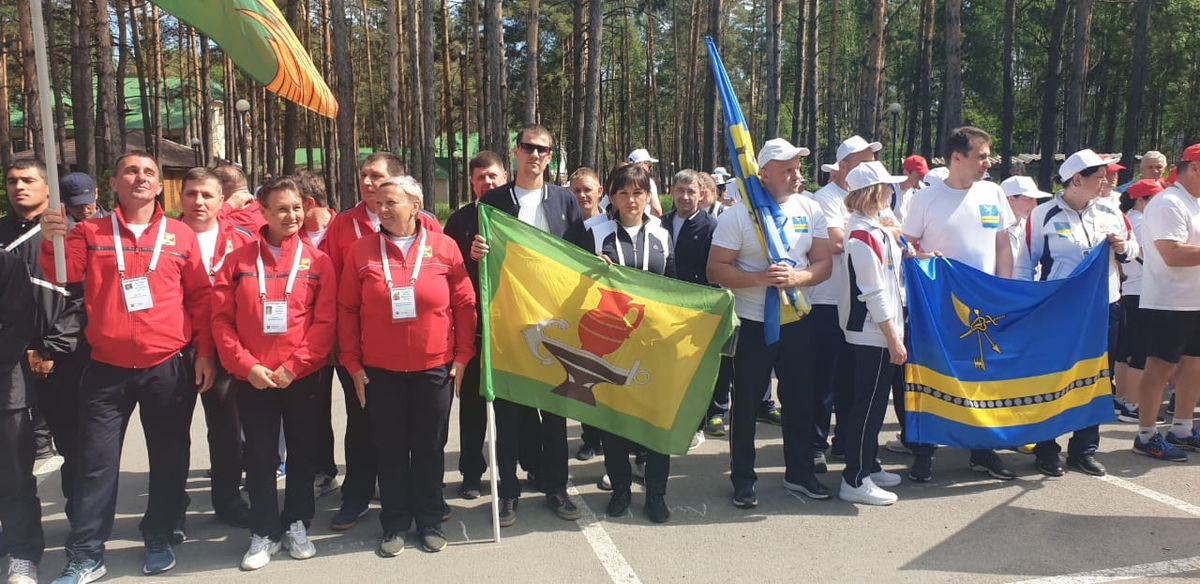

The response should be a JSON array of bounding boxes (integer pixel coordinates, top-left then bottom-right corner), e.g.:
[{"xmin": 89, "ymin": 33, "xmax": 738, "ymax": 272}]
[
  {"xmin": 284, "ymin": 521, "xmax": 317, "ymax": 560},
  {"xmin": 240, "ymin": 534, "xmax": 281, "ymax": 571},
  {"xmin": 839, "ymin": 477, "xmax": 898, "ymax": 506},
  {"xmin": 7, "ymin": 558, "xmax": 37, "ymax": 584},
  {"xmin": 870, "ymin": 470, "xmax": 903, "ymax": 488},
  {"xmin": 689, "ymin": 431, "xmax": 705, "ymax": 451}
]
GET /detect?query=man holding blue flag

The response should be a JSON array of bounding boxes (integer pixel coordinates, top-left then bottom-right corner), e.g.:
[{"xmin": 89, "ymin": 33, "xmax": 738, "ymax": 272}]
[
  {"xmin": 902, "ymin": 126, "xmax": 1017, "ymax": 483},
  {"xmin": 708, "ymin": 138, "xmax": 833, "ymax": 508}
]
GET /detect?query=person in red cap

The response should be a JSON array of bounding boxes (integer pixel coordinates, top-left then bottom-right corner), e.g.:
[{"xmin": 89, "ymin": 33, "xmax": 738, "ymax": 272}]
[
  {"xmin": 1114, "ymin": 179, "xmax": 1166, "ymax": 424},
  {"xmin": 1099, "ymin": 157, "xmax": 1127, "ymax": 209},
  {"xmin": 1133, "ymin": 143, "xmax": 1200, "ymax": 461}
]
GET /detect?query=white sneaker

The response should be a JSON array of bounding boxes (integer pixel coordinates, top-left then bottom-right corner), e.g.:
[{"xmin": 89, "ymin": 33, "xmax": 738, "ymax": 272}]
[
  {"xmin": 689, "ymin": 431, "xmax": 705, "ymax": 451},
  {"xmin": 7, "ymin": 558, "xmax": 37, "ymax": 584},
  {"xmin": 870, "ymin": 470, "xmax": 903, "ymax": 488},
  {"xmin": 283, "ymin": 520, "xmax": 316, "ymax": 560},
  {"xmin": 839, "ymin": 477, "xmax": 898, "ymax": 506},
  {"xmin": 884, "ymin": 439, "xmax": 913, "ymax": 455},
  {"xmin": 598, "ymin": 473, "xmax": 613, "ymax": 490},
  {"xmin": 240, "ymin": 534, "xmax": 281, "ymax": 571}
]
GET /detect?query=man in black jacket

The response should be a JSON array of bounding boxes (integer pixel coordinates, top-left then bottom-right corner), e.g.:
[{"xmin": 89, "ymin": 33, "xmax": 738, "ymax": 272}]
[
  {"xmin": 470, "ymin": 124, "xmax": 589, "ymax": 527},
  {"xmin": 1, "ymin": 161, "xmax": 89, "ymax": 523},
  {"xmin": 0, "ymin": 247, "xmax": 41, "ymax": 584}
]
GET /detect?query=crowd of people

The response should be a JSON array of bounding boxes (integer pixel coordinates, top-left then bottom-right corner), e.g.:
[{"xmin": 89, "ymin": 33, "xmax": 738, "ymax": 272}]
[{"xmin": 2, "ymin": 121, "xmax": 1198, "ymax": 584}]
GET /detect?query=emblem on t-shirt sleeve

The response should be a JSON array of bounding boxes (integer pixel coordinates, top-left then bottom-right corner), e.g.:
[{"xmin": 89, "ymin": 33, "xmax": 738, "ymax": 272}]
[
  {"xmin": 979, "ymin": 205, "xmax": 1000, "ymax": 229},
  {"xmin": 163, "ymin": 232, "xmax": 176, "ymax": 246},
  {"xmin": 792, "ymin": 216, "xmax": 810, "ymax": 234},
  {"xmin": 1053, "ymin": 222, "xmax": 1072, "ymax": 238}
]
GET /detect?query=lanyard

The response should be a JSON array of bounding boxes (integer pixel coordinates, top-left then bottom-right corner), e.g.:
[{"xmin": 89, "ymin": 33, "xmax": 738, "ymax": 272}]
[
  {"xmin": 3, "ymin": 223, "xmax": 40, "ymax": 252},
  {"xmin": 256, "ymin": 240, "xmax": 304, "ymax": 299},
  {"xmin": 380, "ymin": 230, "xmax": 427, "ymax": 287},
  {"xmin": 112, "ymin": 213, "xmax": 167, "ymax": 277},
  {"xmin": 613, "ymin": 222, "xmax": 650, "ymax": 271}
]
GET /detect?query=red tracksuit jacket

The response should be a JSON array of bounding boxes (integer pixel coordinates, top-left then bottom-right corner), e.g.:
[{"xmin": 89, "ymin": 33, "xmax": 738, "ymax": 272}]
[{"xmin": 320, "ymin": 201, "xmax": 442, "ymax": 277}]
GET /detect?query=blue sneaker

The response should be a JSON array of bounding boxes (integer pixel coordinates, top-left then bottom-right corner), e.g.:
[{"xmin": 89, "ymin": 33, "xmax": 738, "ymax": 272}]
[
  {"xmin": 143, "ymin": 533, "xmax": 176, "ymax": 575},
  {"xmin": 52, "ymin": 557, "xmax": 106, "ymax": 584},
  {"xmin": 1166, "ymin": 428, "xmax": 1200, "ymax": 452},
  {"xmin": 1133, "ymin": 432, "xmax": 1188, "ymax": 462}
]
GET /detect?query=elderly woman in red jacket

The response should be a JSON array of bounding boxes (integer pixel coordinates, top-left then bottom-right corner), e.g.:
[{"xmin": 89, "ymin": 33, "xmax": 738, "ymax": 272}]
[
  {"xmin": 338, "ymin": 176, "xmax": 476, "ymax": 557},
  {"xmin": 211, "ymin": 177, "xmax": 337, "ymax": 571}
]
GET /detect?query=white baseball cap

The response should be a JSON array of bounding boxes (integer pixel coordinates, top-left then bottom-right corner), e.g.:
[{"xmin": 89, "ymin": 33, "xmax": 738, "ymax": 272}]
[
  {"xmin": 820, "ymin": 162, "xmax": 838, "ymax": 173},
  {"xmin": 845, "ymin": 161, "xmax": 906, "ymax": 192},
  {"xmin": 923, "ymin": 166, "xmax": 950, "ymax": 185},
  {"xmin": 628, "ymin": 148, "xmax": 659, "ymax": 164},
  {"xmin": 1059, "ymin": 149, "xmax": 1116, "ymax": 182},
  {"xmin": 1000, "ymin": 175, "xmax": 1053, "ymax": 200},
  {"xmin": 756, "ymin": 138, "xmax": 811, "ymax": 168},
  {"xmin": 836, "ymin": 135, "xmax": 883, "ymax": 165},
  {"xmin": 712, "ymin": 166, "xmax": 730, "ymax": 179}
]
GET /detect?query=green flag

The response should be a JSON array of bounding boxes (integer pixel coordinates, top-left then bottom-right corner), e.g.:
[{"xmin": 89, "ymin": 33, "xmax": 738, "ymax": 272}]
[{"xmin": 478, "ymin": 205, "xmax": 736, "ymax": 455}]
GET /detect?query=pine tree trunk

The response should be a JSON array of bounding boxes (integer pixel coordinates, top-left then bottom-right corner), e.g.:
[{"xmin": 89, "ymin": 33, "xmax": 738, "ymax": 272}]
[
  {"xmin": 791, "ymin": 1, "xmax": 805, "ymax": 146},
  {"xmin": 1118, "ymin": 0, "xmax": 1151, "ymax": 184},
  {"xmin": 441, "ymin": 0, "xmax": 457, "ymax": 206},
  {"xmin": 645, "ymin": 4, "xmax": 658, "ymax": 159},
  {"xmin": 1037, "ymin": 0, "xmax": 1070, "ymax": 190},
  {"xmin": 823, "ymin": 0, "xmax": 839, "ymax": 176},
  {"xmin": 942, "ymin": 0, "xmax": 963, "ymax": 133},
  {"xmin": 999, "ymin": 0, "xmax": 1016, "ymax": 178},
  {"xmin": 0, "ymin": 17, "xmax": 11, "ymax": 168},
  {"xmin": 858, "ymin": 0, "xmax": 885, "ymax": 140},
  {"xmin": 701, "ymin": 0, "xmax": 722, "ymax": 171},
  {"xmin": 330, "ymin": 0, "xmax": 358, "ymax": 209},
  {"xmin": 420, "ymin": 0, "xmax": 436, "ymax": 197},
  {"xmin": 483, "ymin": 0, "xmax": 507, "ymax": 164},
  {"xmin": 1062, "ymin": 0, "xmax": 1092, "ymax": 155},
  {"xmin": 198, "ymin": 34, "xmax": 212, "ymax": 165},
  {"xmin": 918, "ymin": 0, "xmax": 933, "ymax": 159},
  {"xmin": 387, "ymin": 0, "xmax": 401, "ymax": 154},
  {"xmin": 803, "ymin": 0, "xmax": 818, "ymax": 171},
  {"xmin": 405, "ymin": 0, "xmax": 422, "ymax": 176},
  {"xmin": 581, "ymin": 0, "xmax": 603, "ymax": 170},
  {"xmin": 281, "ymin": 0, "xmax": 299, "ymax": 175},
  {"xmin": 569, "ymin": 0, "xmax": 585, "ymax": 169},
  {"xmin": 72, "ymin": 0, "xmax": 96, "ymax": 175},
  {"xmin": 525, "ymin": 0, "xmax": 540, "ymax": 124},
  {"xmin": 764, "ymin": 0, "xmax": 781, "ymax": 140}
]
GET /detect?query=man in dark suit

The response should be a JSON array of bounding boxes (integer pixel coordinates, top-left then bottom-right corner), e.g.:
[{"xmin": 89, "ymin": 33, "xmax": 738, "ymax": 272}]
[{"xmin": 470, "ymin": 125, "xmax": 589, "ymax": 528}]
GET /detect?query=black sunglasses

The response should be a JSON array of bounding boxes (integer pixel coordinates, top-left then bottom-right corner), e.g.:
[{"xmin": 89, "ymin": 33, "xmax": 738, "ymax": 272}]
[{"xmin": 518, "ymin": 142, "xmax": 552, "ymax": 156}]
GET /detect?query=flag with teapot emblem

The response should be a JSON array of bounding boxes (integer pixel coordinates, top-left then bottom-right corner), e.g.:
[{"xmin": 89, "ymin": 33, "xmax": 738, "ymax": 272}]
[
  {"xmin": 904, "ymin": 242, "xmax": 1114, "ymax": 448},
  {"xmin": 478, "ymin": 205, "xmax": 737, "ymax": 455}
]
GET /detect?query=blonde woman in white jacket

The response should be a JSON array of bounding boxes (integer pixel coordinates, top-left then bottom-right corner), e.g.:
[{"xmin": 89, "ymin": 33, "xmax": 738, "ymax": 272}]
[{"xmin": 837, "ymin": 161, "xmax": 909, "ymax": 506}]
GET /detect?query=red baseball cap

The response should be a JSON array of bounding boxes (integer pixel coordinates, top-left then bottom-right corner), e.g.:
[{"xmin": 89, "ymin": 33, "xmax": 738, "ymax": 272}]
[
  {"xmin": 1183, "ymin": 143, "xmax": 1200, "ymax": 162},
  {"xmin": 1100, "ymin": 154, "xmax": 1125, "ymax": 174},
  {"xmin": 902, "ymin": 155, "xmax": 929, "ymax": 177},
  {"xmin": 1127, "ymin": 179, "xmax": 1164, "ymax": 200},
  {"xmin": 1167, "ymin": 167, "xmax": 1178, "ymax": 185}
]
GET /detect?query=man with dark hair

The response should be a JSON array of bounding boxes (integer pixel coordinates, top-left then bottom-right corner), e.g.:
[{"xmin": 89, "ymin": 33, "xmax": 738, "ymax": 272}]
[
  {"xmin": 1, "ymin": 160, "xmax": 88, "ymax": 535},
  {"xmin": 443, "ymin": 151, "xmax": 508, "ymax": 500},
  {"xmin": 60, "ymin": 172, "xmax": 108, "ymax": 225},
  {"xmin": 470, "ymin": 126, "xmax": 590, "ymax": 526},
  {"xmin": 214, "ymin": 165, "xmax": 266, "ymax": 232},
  {"xmin": 0, "ymin": 245, "xmax": 40, "ymax": 584},
  {"xmin": 901, "ymin": 126, "xmax": 1016, "ymax": 483},
  {"xmin": 40, "ymin": 151, "xmax": 215, "ymax": 581}
]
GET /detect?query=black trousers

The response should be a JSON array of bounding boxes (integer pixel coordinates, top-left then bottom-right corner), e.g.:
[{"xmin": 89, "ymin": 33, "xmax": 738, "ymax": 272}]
[
  {"xmin": 580, "ymin": 424, "xmax": 603, "ymax": 450},
  {"xmin": 810, "ymin": 305, "xmax": 855, "ymax": 453},
  {"xmin": 365, "ymin": 365, "xmax": 453, "ymax": 533},
  {"xmin": 0, "ymin": 407, "xmax": 44, "ymax": 564},
  {"xmin": 198, "ymin": 363, "xmax": 245, "ymax": 515},
  {"xmin": 238, "ymin": 373, "xmax": 319, "ymax": 540},
  {"xmin": 66, "ymin": 354, "xmax": 196, "ymax": 559},
  {"xmin": 314, "ymin": 366, "xmax": 339, "ymax": 478},
  {"xmin": 602, "ymin": 432, "xmax": 668, "ymax": 496},
  {"xmin": 457, "ymin": 355, "xmax": 487, "ymax": 480},
  {"xmin": 842, "ymin": 345, "xmax": 894, "ymax": 487},
  {"xmin": 336, "ymin": 365, "xmax": 375, "ymax": 506},
  {"xmin": 35, "ymin": 358, "xmax": 84, "ymax": 524},
  {"xmin": 706, "ymin": 355, "xmax": 734, "ymax": 418},
  {"xmin": 731, "ymin": 317, "xmax": 816, "ymax": 490},
  {"xmin": 495, "ymin": 398, "xmax": 567, "ymax": 499}
]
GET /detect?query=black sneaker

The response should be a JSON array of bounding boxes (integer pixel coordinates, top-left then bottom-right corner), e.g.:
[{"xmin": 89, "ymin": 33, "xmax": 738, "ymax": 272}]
[
  {"xmin": 757, "ymin": 406, "xmax": 783, "ymax": 426},
  {"xmin": 606, "ymin": 490, "xmax": 631, "ymax": 517},
  {"xmin": 459, "ymin": 477, "xmax": 482, "ymax": 500},
  {"xmin": 576, "ymin": 444, "xmax": 599, "ymax": 461},
  {"xmin": 143, "ymin": 533, "xmax": 176, "ymax": 575},
  {"xmin": 732, "ymin": 486, "xmax": 758, "ymax": 509},
  {"xmin": 909, "ymin": 453, "xmax": 933, "ymax": 483},
  {"xmin": 497, "ymin": 498, "xmax": 518, "ymax": 527},
  {"xmin": 969, "ymin": 451, "xmax": 1016, "ymax": 481},
  {"xmin": 420, "ymin": 526, "xmax": 448, "ymax": 552},
  {"xmin": 1066, "ymin": 454, "xmax": 1107, "ymax": 476},
  {"xmin": 546, "ymin": 488, "xmax": 582, "ymax": 520},
  {"xmin": 1035, "ymin": 455, "xmax": 1064, "ymax": 477},
  {"xmin": 782, "ymin": 476, "xmax": 831, "ymax": 500},
  {"xmin": 441, "ymin": 499, "xmax": 452, "ymax": 522},
  {"xmin": 644, "ymin": 494, "xmax": 670, "ymax": 524},
  {"xmin": 330, "ymin": 501, "xmax": 368, "ymax": 531},
  {"xmin": 216, "ymin": 503, "xmax": 251, "ymax": 529}
]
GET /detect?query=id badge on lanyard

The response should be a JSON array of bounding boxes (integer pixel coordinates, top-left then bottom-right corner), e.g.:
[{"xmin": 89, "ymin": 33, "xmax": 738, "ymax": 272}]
[
  {"xmin": 113, "ymin": 215, "xmax": 166, "ymax": 313},
  {"xmin": 257, "ymin": 241, "xmax": 304, "ymax": 335},
  {"xmin": 380, "ymin": 231, "xmax": 426, "ymax": 322}
]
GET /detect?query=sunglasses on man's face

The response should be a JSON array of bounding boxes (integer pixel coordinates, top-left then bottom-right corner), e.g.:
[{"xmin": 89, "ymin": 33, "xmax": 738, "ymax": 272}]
[{"xmin": 518, "ymin": 142, "xmax": 552, "ymax": 156}]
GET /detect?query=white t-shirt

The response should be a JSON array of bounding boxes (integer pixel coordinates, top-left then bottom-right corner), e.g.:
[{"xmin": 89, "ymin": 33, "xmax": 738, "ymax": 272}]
[
  {"xmin": 195, "ymin": 226, "xmax": 220, "ymax": 273},
  {"xmin": 807, "ymin": 182, "xmax": 849, "ymax": 305},
  {"xmin": 365, "ymin": 207, "xmax": 381, "ymax": 231},
  {"xmin": 306, "ymin": 228, "xmax": 328, "ymax": 248},
  {"xmin": 711, "ymin": 196, "xmax": 829, "ymax": 321},
  {"xmin": 1123, "ymin": 209, "xmax": 1144, "ymax": 296},
  {"xmin": 515, "ymin": 185, "xmax": 550, "ymax": 232},
  {"xmin": 902, "ymin": 179, "xmax": 1015, "ymax": 275},
  {"xmin": 386, "ymin": 233, "xmax": 417, "ymax": 255},
  {"xmin": 1140, "ymin": 185, "xmax": 1200, "ymax": 310},
  {"xmin": 127, "ymin": 222, "xmax": 150, "ymax": 239}
]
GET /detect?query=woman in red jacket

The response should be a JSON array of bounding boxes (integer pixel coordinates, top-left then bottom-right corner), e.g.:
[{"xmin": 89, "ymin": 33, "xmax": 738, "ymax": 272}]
[
  {"xmin": 338, "ymin": 176, "xmax": 476, "ymax": 557},
  {"xmin": 212, "ymin": 177, "xmax": 337, "ymax": 571}
]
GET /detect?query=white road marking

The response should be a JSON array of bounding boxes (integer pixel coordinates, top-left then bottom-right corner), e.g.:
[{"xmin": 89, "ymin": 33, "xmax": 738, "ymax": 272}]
[
  {"xmin": 566, "ymin": 481, "xmax": 641, "ymax": 584},
  {"xmin": 1093, "ymin": 474, "xmax": 1200, "ymax": 518},
  {"xmin": 1008, "ymin": 555, "xmax": 1200, "ymax": 583}
]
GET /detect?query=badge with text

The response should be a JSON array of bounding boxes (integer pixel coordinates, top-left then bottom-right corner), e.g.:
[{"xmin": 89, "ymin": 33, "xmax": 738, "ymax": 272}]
[
  {"xmin": 121, "ymin": 277, "xmax": 154, "ymax": 312},
  {"xmin": 263, "ymin": 300, "xmax": 288, "ymax": 334},
  {"xmin": 391, "ymin": 286, "xmax": 417, "ymax": 321}
]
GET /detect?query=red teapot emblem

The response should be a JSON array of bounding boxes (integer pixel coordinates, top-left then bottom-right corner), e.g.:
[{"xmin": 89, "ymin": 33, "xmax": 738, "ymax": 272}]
[{"xmin": 577, "ymin": 288, "xmax": 645, "ymax": 357}]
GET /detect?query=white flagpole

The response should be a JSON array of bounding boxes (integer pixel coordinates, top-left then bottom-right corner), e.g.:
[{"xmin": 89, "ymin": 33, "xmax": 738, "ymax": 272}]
[
  {"xmin": 29, "ymin": 0, "xmax": 66, "ymax": 283},
  {"xmin": 486, "ymin": 400, "xmax": 500, "ymax": 542}
]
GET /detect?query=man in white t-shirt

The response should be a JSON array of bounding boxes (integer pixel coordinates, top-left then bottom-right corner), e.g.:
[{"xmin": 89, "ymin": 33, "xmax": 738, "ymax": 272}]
[
  {"xmin": 807, "ymin": 135, "xmax": 880, "ymax": 468},
  {"xmin": 708, "ymin": 137, "xmax": 833, "ymax": 508},
  {"xmin": 901, "ymin": 126, "xmax": 1017, "ymax": 483},
  {"xmin": 1131, "ymin": 143, "xmax": 1200, "ymax": 462}
]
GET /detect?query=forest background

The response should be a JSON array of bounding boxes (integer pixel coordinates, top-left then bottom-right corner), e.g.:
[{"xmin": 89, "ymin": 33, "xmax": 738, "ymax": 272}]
[{"xmin": 1, "ymin": 0, "xmax": 1198, "ymax": 212}]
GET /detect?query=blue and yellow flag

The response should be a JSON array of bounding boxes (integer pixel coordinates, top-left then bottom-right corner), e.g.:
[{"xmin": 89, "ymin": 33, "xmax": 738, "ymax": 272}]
[{"xmin": 904, "ymin": 242, "xmax": 1114, "ymax": 449}]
